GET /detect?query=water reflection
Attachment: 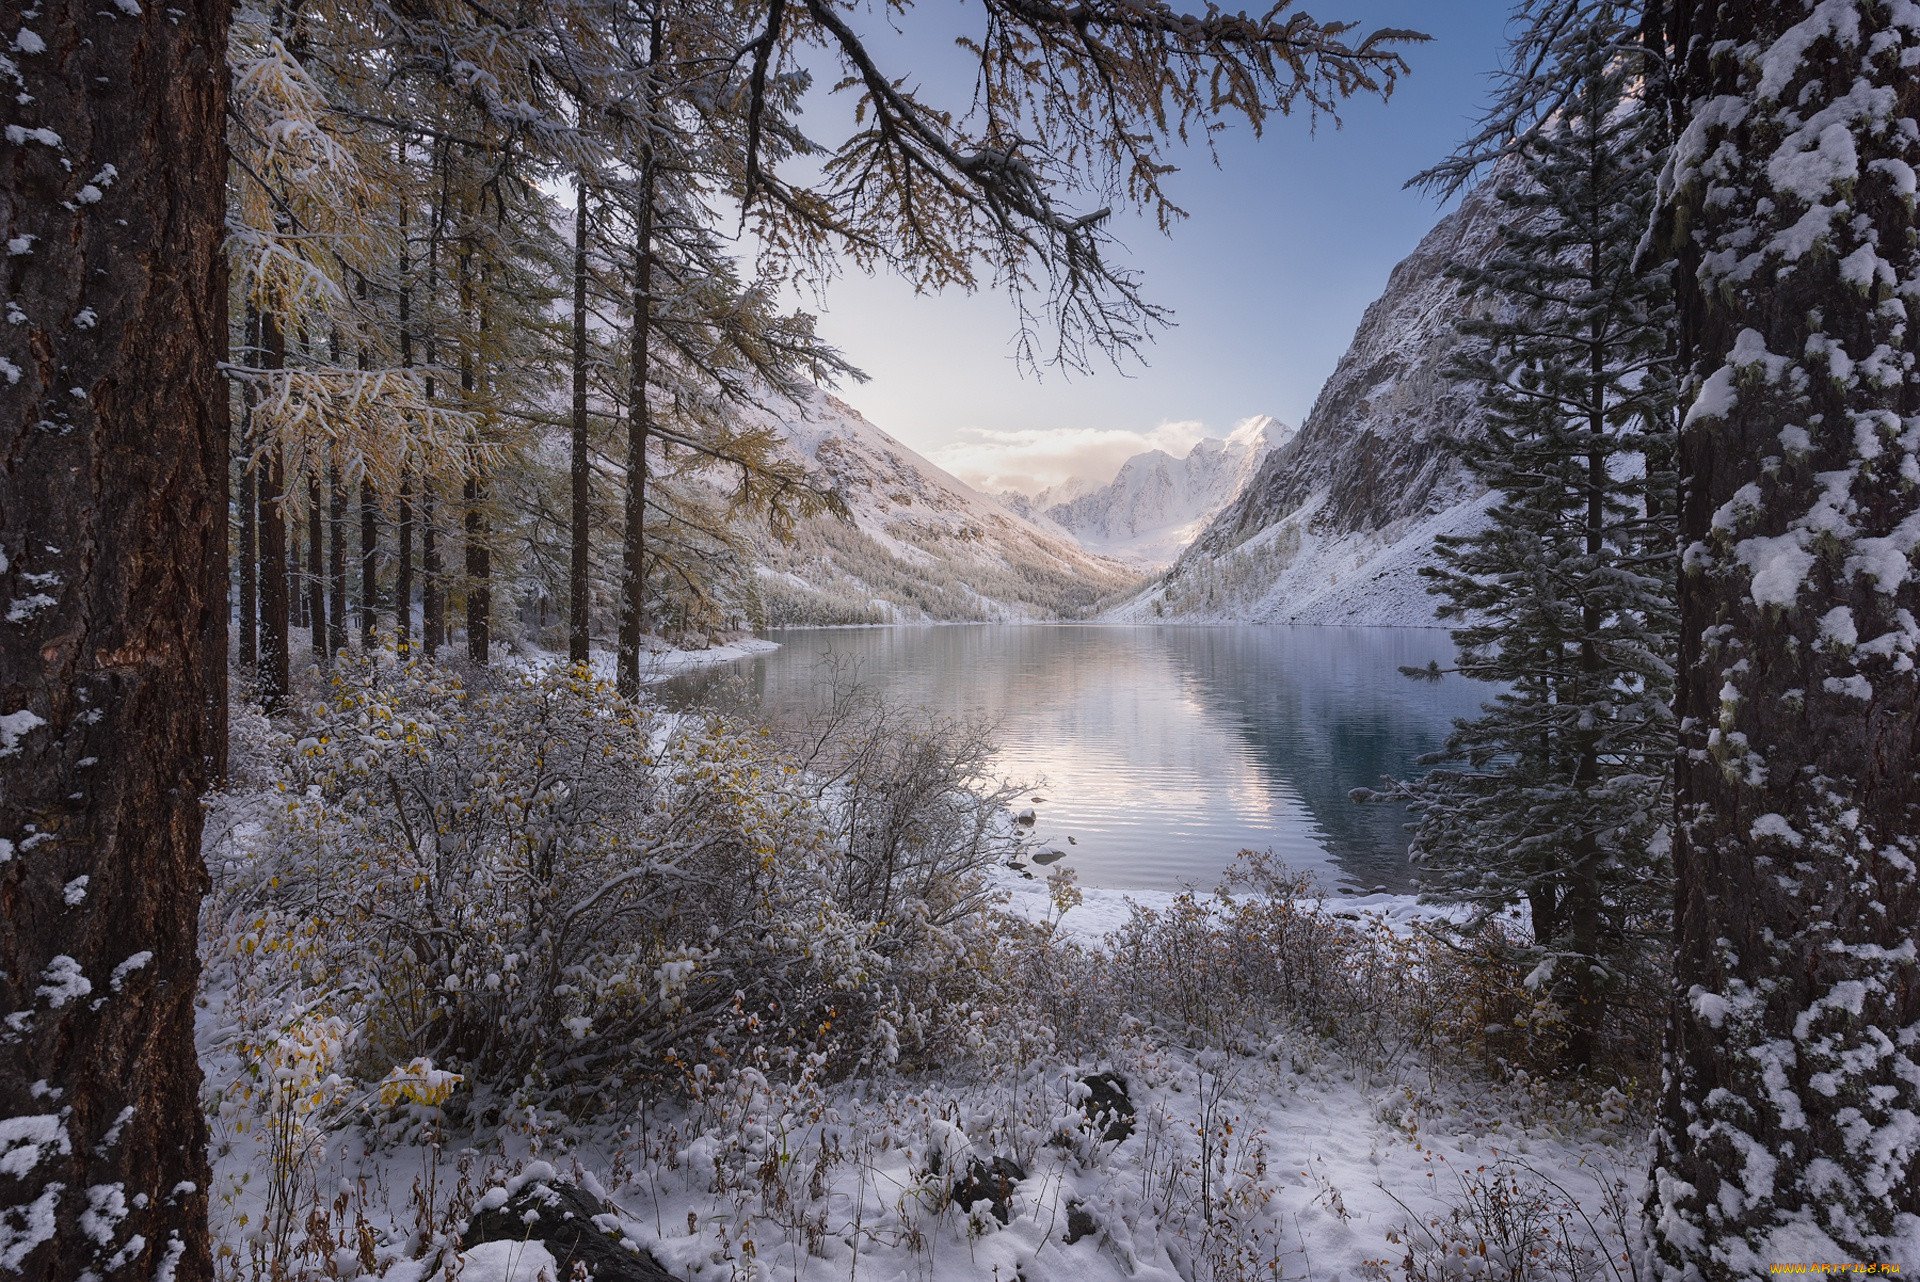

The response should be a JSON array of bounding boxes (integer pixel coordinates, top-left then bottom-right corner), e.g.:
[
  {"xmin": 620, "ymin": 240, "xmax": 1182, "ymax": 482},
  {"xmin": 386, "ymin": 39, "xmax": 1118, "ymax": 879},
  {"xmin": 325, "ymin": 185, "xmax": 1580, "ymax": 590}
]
[{"xmin": 662, "ymin": 625, "xmax": 1491, "ymax": 893}]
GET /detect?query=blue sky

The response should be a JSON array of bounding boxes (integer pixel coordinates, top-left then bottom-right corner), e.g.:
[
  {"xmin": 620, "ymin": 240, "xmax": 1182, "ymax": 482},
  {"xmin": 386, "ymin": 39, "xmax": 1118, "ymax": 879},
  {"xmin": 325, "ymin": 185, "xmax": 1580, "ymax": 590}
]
[{"xmin": 796, "ymin": 2, "xmax": 1514, "ymax": 493}]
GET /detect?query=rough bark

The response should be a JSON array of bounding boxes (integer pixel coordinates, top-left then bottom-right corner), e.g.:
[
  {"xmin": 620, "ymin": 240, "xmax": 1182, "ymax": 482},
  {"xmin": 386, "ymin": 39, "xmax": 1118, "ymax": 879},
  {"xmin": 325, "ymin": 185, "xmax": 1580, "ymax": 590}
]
[
  {"xmin": 329, "ymin": 462, "xmax": 347, "ymax": 654},
  {"xmin": 618, "ymin": 15, "xmax": 663, "ymax": 699},
  {"xmin": 464, "ymin": 473, "xmax": 490, "ymax": 663},
  {"xmin": 237, "ymin": 308, "xmax": 259, "ymax": 670},
  {"xmin": 395, "ymin": 473, "xmax": 413, "ymax": 648},
  {"xmin": 570, "ymin": 178, "xmax": 592, "ymax": 665},
  {"xmin": 0, "ymin": 3, "xmax": 226, "ymax": 1278},
  {"xmin": 423, "ymin": 481, "xmax": 442, "ymax": 656},
  {"xmin": 257, "ymin": 314, "xmax": 290, "ymax": 709},
  {"xmin": 1649, "ymin": 1, "xmax": 1920, "ymax": 1270},
  {"xmin": 395, "ymin": 160, "xmax": 414, "ymax": 651},
  {"xmin": 359, "ymin": 479, "xmax": 379, "ymax": 648},
  {"xmin": 307, "ymin": 472, "xmax": 326, "ymax": 661}
]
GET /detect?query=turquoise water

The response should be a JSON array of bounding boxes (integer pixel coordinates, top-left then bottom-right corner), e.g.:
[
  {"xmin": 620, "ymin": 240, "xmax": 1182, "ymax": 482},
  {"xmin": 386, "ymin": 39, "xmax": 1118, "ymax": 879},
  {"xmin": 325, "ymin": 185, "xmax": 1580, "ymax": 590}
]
[{"xmin": 666, "ymin": 624, "xmax": 1491, "ymax": 894}]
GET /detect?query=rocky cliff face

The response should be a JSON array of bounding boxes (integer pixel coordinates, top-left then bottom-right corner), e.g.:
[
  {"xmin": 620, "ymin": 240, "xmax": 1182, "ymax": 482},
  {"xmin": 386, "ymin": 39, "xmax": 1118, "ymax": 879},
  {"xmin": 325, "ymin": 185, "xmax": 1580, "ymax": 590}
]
[
  {"xmin": 1032, "ymin": 417, "xmax": 1286, "ymax": 568},
  {"xmin": 748, "ymin": 393, "xmax": 1142, "ymax": 625},
  {"xmin": 1110, "ymin": 178, "xmax": 1508, "ymax": 626}
]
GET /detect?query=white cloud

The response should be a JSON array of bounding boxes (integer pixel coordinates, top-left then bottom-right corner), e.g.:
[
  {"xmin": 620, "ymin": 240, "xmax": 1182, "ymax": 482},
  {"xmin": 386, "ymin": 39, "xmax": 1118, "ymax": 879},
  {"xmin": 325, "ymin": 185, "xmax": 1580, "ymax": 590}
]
[{"xmin": 933, "ymin": 419, "xmax": 1215, "ymax": 496}]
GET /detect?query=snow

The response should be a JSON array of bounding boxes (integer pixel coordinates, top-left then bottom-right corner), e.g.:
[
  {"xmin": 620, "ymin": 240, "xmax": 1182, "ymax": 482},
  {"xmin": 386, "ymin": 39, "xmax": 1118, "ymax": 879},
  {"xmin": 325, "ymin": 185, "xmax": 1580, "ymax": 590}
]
[
  {"xmin": 735, "ymin": 389, "xmax": 1139, "ymax": 623},
  {"xmin": 0, "ymin": 1115, "xmax": 69, "ymax": 1178},
  {"xmin": 1030, "ymin": 419, "xmax": 1287, "ymax": 569},
  {"xmin": 109, "ymin": 952, "xmax": 152, "ymax": 991},
  {"xmin": 3, "ymin": 125, "xmax": 60, "ymax": 147},
  {"xmin": 203, "ymin": 1011, "xmax": 1640, "ymax": 1282},
  {"xmin": 453, "ymin": 1240, "xmax": 559, "ymax": 1282},
  {"xmin": 0, "ymin": 1185, "xmax": 61, "ymax": 1273},
  {"xmin": 986, "ymin": 862, "xmax": 1478, "ymax": 948},
  {"xmin": 1737, "ymin": 532, "xmax": 1815, "ymax": 607},
  {"xmin": 1756, "ymin": 1, "xmax": 1861, "ymax": 101},
  {"xmin": 35, "ymin": 955, "xmax": 91, "ymax": 1008},
  {"xmin": 0, "ymin": 708, "xmax": 45, "ymax": 756},
  {"xmin": 1107, "ymin": 490, "xmax": 1495, "ymax": 629}
]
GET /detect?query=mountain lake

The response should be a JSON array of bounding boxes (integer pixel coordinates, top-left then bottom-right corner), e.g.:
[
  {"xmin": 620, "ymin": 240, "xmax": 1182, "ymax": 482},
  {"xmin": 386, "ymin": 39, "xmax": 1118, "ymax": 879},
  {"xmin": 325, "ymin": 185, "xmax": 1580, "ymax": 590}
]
[{"xmin": 663, "ymin": 624, "xmax": 1494, "ymax": 895}]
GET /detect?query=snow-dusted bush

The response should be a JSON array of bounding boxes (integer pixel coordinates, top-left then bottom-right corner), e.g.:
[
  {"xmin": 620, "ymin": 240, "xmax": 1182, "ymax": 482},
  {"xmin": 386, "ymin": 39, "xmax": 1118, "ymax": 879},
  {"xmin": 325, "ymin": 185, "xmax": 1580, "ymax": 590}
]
[
  {"xmin": 1104, "ymin": 852, "xmax": 1611, "ymax": 1083},
  {"xmin": 207, "ymin": 652, "xmax": 1063, "ymax": 1113},
  {"xmin": 210, "ymin": 657, "xmax": 878, "ymax": 1106},
  {"xmin": 1109, "ymin": 853, "xmax": 1424, "ymax": 1052},
  {"xmin": 1369, "ymin": 1154, "xmax": 1643, "ymax": 1282}
]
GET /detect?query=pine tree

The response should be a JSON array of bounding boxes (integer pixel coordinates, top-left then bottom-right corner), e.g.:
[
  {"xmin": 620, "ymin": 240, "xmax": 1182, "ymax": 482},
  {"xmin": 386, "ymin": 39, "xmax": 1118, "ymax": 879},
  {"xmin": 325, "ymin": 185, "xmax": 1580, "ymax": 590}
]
[
  {"xmin": 1374, "ymin": 30, "xmax": 1680, "ymax": 1071},
  {"xmin": 1649, "ymin": 1, "xmax": 1920, "ymax": 1266}
]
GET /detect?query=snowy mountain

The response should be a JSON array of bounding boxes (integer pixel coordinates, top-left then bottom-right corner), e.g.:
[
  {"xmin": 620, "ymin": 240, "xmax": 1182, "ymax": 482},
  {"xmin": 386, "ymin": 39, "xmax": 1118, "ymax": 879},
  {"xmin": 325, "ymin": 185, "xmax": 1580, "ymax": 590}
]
[
  {"xmin": 747, "ymin": 393, "xmax": 1143, "ymax": 625},
  {"xmin": 1108, "ymin": 179, "xmax": 1509, "ymax": 626},
  {"xmin": 1004, "ymin": 417, "xmax": 1286, "ymax": 569}
]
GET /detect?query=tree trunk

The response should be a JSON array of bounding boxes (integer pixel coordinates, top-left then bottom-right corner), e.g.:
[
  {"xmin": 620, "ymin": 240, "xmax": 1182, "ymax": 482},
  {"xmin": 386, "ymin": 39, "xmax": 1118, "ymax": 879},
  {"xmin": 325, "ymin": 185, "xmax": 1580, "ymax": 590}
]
[
  {"xmin": 423, "ymin": 481, "xmax": 442, "ymax": 656},
  {"xmin": 0, "ymin": 4, "xmax": 225, "ymax": 1278},
  {"xmin": 1649, "ymin": 3, "xmax": 1920, "ymax": 1268},
  {"xmin": 395, "ymin": 155, "xmax": 414, "ymax": 651},
  {"xmin": 307, "ymin": 471, "xmax": 326, "ymax": 661},
  {"xmin": 395, "ymin": 473, "xmax": 412, "ymax": 648},
  {"xmin": 258, "ymin": 313, "xmax": 291, "ymax": 710},
  {"xmin": 359, "ymin": 479, "xmax": 379, "ymax": 648},
  {"xmin": 465, "ymin": 473, "xmax": 490, "ymax": 663},
  {"xmin": 460, "ymin": 247, "xmax": 491, "ymax": 660},
  {"xmin": 237, "ymin": 307, "xmax": 259, "ymax": 670},
  {"xmin": 422, "ymin": 157, "xmax": 444, "ymax": 658},
  {"xmin": 570, "ymin": 177, "xmax": 593, "ymax": 665},
  {"xmin": 290, "ymin": 523, "xmax": 305, "ymax": 631},
  {"xmin": 328, "ymin": 462, "xmax": 347, "ymax": 654},
  {"xmin": 618, "ymin": 19, "xmax": 664, "ymax": 699}
]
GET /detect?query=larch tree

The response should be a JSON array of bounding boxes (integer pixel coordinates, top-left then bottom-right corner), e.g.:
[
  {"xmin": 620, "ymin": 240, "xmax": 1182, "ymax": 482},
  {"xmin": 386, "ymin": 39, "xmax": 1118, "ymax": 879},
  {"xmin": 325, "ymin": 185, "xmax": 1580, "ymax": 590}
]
[
  {"xmin": 1647, "ymin": 0, "xmax": 1920, "ymax": 1268},
  {"xmin": 736, "ymin": 0, "xmax": 1421, "ymax": 371},
  {"xmin": 0, "ymin": 2, "xmax": 228, "ymax": 1279},
  {"xmin": 1375, "ymin": 24, "xmax": 1680, "ymax": 1072},
  {"xmin": 228, "ymin": 4, "xmax": 471, "ymax": 680}
]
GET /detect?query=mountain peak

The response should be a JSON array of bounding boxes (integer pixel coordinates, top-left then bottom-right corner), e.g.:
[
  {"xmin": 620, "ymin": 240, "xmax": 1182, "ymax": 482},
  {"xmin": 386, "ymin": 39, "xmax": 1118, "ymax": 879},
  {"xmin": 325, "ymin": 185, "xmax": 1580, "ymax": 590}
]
[{"xmin": 1032, "ymin": 422, "xmax": 1284, "ymax": 568}]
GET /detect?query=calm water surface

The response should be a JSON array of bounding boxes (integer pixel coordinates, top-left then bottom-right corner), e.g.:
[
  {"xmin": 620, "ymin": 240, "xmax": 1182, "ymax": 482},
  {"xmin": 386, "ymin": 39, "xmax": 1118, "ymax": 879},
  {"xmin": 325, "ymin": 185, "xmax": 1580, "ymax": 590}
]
[{"xmin": 666, "ymin": 625, "xmax": 1491, "ymax": 894}]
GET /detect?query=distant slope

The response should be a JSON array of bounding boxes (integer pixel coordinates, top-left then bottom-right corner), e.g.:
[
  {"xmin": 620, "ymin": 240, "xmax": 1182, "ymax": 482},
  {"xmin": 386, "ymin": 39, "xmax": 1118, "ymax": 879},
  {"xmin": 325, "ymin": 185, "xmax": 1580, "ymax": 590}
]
[
  {"xmin": 1015, "ymin": 417, "xmax": 1286, "ymax": 569},
  {"xmin": 749, "ymin": 393, "xmax": 1142, "ymax": 625},
  {"xmin": 1108, "ymin": 178, "xmax": 1508, "ymax": 627}
]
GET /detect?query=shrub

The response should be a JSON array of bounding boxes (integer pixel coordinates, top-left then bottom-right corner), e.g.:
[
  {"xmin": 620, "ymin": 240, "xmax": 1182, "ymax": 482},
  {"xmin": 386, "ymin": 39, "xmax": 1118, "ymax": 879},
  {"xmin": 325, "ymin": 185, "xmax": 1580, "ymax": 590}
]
[{"xmin": 208, "ymin": 651, "xmax": 1054, "ymax": 1109}]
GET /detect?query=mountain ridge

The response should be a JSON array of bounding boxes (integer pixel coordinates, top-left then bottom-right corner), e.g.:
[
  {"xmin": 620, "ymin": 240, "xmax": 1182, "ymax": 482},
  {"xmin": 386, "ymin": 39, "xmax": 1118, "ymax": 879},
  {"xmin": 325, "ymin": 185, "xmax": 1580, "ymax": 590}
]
[
  {"xmin": 744, "ymin": 392, "xmax": 1143, "ymax": 625},
  {"xmin": 999, "ymin": 416, "xmax": 1287, "ymax": 569},
  {"xmin": 1104, "ymin": 178, "xmax": 1508, "ymax": 626}
]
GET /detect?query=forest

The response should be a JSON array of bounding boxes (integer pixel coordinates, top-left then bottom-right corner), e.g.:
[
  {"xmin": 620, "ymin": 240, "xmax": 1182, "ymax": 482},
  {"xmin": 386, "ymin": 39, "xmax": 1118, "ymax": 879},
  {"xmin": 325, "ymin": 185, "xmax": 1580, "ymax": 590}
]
[{"xmin": 1, "ymin": 1, "xmax": 1917, "ymax": 1280}]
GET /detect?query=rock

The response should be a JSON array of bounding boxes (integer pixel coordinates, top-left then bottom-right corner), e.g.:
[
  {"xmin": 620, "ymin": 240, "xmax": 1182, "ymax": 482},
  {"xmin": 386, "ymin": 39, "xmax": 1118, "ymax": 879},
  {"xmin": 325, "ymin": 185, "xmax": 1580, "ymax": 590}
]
[
  {"xmin": 1066, "ymin": 835, "xmax": 1077, "ymax": 845},
  {"xmin": 1077, "ymin": 1072, "xmax": 1135, "ymax": 1144},
  {"xmin": 950, "ymin": 1155, "xmax": 1026, "ymax": 1225},
  {"xmin": 1031, "ymin": 795, "xmax": 1047, "ymax": 803},
  {"xmin": 1032, "ymin": 849, "xmax": 1066, "ymax": 865},
  {"xmin": 1064, "ymin": 1200, "xmax": 1098, "ymax": 1245},
  {"xmin": 462, "ymin": 1173, "xmax": 675, "ymax": 1282},
  {"xmin": 1014, "ymin": 809, "xmax": 1036, "ymax": 827}
]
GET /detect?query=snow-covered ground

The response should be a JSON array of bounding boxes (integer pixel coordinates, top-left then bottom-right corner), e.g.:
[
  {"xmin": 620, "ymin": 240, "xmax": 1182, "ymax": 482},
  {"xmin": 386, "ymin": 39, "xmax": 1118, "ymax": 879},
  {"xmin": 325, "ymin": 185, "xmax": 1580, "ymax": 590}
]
[
  {"xmin": 1106, "ymin": 492, "xmax": 1494, "ymax": 629},
  {"xmin": 410, "ymin": 1050, "xmax": 1640, "ymax": 1282},
  {"xmin": 202, "ymin": 851, "xmax": 1635, "ymax": 1282},
  {"xmin": 510, "ymin": 635, "xmax": 783, "ymax": 685},
  {"xmin": 985, "ymin": 864, "xmax": 1488, "ymax": 946}
]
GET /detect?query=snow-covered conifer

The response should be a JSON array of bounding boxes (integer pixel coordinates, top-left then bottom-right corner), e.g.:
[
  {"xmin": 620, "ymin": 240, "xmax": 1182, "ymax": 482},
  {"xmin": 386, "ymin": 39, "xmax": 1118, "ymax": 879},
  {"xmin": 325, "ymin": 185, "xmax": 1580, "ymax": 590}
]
[
  {"xmin": 1649, "ymin": 1, "xmax": 1920, "ymax": 1267},
  {"xmin": 1381, "ymin": 24, "xmax": 1680, "ymax": 1072}
]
